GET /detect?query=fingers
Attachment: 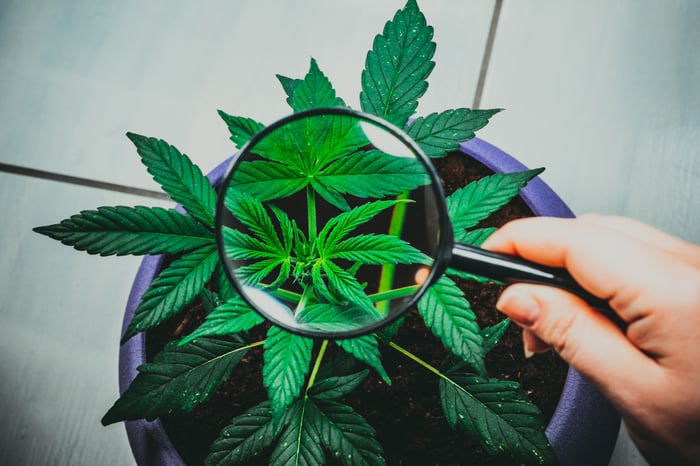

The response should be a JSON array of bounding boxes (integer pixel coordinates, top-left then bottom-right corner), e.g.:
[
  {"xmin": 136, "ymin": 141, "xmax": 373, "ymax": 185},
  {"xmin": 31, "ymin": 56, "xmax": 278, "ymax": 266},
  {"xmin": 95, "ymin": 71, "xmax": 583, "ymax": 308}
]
[{"xmin": 495, "ymin": 283, "xmax": 659, "ymax": 409}]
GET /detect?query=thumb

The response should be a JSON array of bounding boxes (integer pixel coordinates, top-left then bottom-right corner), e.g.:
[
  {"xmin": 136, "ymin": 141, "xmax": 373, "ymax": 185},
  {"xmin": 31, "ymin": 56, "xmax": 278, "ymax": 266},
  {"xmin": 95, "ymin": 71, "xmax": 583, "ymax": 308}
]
[{"xmin": 496, "ymin": 284, "xmax": 658, "ymax": 407}]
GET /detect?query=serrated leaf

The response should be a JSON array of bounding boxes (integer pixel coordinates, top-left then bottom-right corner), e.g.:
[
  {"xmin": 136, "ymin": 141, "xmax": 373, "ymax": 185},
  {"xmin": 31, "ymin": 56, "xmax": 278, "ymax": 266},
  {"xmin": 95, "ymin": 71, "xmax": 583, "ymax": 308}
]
[
  {"xmin": 481, "ymin": 319, "xmax": 511, "ymax": 354},
  {"xmin": 297, "ymin": 303, "xmax": 383, "ymax": 333},
  {"xmin": 121, "ymin": 246, "xmax": 219, "ymax": 343},
  {"xmin": 320, "ymin": 260, "xmax": 374, "ymax": 312},
  {"xmin": 446, "ymin": 168, "xmax": 544, "ymax": 233},
  {"xmin": 440, "ymin": 372, "xmax": 556, "ymax": 465},
  {"xmin": 277, "ymin": 74, "xmax": 301, "ymax": 107},
  {"xmin": 231, "ymin": 159, "xmax": 309, "ymax": 201},
  {"xmin": 336, "ymin": 336, "xmax": 391, "ymax": 385},
  {"xmin": 360, "ymin": 0, "xmax": 435, "ymax": 126},
  {"xmin": 263, "ymin": 326, "xmax": 314, "ymax": 426},
  {"xmin": 324, "ymin": 233, "xmax": 427, "ymax": 266},
  {"xmin": 406, "ymin": 109, "xmax": 501, "ymax": 158},
  {"xmin": 205, "ymin": 400, "xmax": 277, "ymax": 466},
  {"xmin": 179, "ymin": 295, "xmax": 264, "ymax": 346},
  {"xmin": 309, "ymin": 371, "xmax": 369, "ymax": 401},
  {"xmin": 216, "ymin": 263, "xmax": 238, "ymax": 301},
  {"xmin": 418, "ymin": 276, "xmax": 486, "ymax": 375},
  {"xmin": 313, "ymin": 398, "xmax": 386, "ymax": 466},
  {"xmin": 290, "ymin": 58, "xmax": 345, "ymax": 111},
  {"xmin": 126, "ymin": 132, "xmax": 217, "ymax": 227},
  {"xmin": 102, "ymin": 337, "xmax": 247, "ymax": 425},
  {"xmin": 271, "ymin": 399, "xmax": 325, "ymax": 466},
  {"xmin": 317, "ymin": 150, "xmax": 431, "ymax": 199},
  {"xmin": 33, "ymin": 206, "xmax": 213, "ymax": 256},
  {"xmin": 217, "ymin": 110, "xmax": 266, "ymax": 148}
]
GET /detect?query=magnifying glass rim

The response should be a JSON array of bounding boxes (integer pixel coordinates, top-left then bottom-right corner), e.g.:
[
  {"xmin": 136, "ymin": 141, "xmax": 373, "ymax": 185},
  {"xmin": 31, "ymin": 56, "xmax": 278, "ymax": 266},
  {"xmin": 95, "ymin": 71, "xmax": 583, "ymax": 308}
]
[{"xmin": 215, "ymin": 106, "xmax": 454, "ymax": 339}]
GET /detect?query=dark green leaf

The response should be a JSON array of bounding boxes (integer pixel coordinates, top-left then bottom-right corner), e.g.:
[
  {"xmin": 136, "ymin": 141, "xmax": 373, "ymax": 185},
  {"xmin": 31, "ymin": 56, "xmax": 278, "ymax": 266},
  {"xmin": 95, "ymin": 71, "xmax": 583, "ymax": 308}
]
[
  {"xmin": 290, "ymin": 58, "xmax": 345, "ymax": 111},
  {"xmin": 309, "ymin": 371, "xmax": 369, "ymax": 401},
  {"xmin": 277, "ymin": 74, "xmax": 301, "ymax": 107},
  {"xmin": 205, "ymin": 401, "xmax": 276, "ymax": 466},
  {"xmin": 121, "ymin": 246, "xmax": 218, "ymax": 343},
  {"xmin": 320, "ymin": 260, "xmax": 374, "ymax": 311},
  {"xmin": 313, "ymin": 398, "xmax": 386, "ymax": 466},
  {"xmin": 324, "ymin": 233, "xmax": 428, "ymax": 266},
  {"xmin": 418, "ymin": 276, "xmax": 486, "ymax": 375},
  {"xmin": 179, "ymin": 295, "xmax": 264, "ymax": 346},
  {"xmin": 297, "ymin": 303, "xmax": 383, "ymax": 333},
  {"xmin": 33, "ymin": 206, "xmax": 213, "ymax": 256},
  {"xmin": 126, "ymin": 132, "xmax": 217, "ymax": 227},
  {"xmin": 360, "ymin": 0, "xmax": 435, "ymax": 126},
  {"xmin": 271, "ymin": 399, "xmax": 325, "ymax": 466},
  {"xmin": 263, "ymin": 326, "xmax": 314, "ymax": 426},
  {"xmin": 440, "ymin": 372, "xmax": 556, "ymax": 465},
  {"xmin": 336, "ymin": 336, "xmax": 391, "ymax": 385},
  {"xmin": 102, "ymin": 337, "xmax": 247, "ymax": 424},
  {"xmin": 481, "ymin": 319, "xmax": 511, "ymax": 354},
  {"xmin": 446, "ymin": 168, "xmax": 544, "ymax": 233},
  {"xmin": 317, "ymin": 150, "xmax": 431, "ymax": 199},
  {"xmin": 231, "ymin": 159, "xmax": 308, "ymax": 201},
  {"xmin": 406, "ymin": 109, "xmax": 501, "ymax": 158},
  {"xmin": 217, "ymin": 110, "xmax": 265, "ymax": 148}
]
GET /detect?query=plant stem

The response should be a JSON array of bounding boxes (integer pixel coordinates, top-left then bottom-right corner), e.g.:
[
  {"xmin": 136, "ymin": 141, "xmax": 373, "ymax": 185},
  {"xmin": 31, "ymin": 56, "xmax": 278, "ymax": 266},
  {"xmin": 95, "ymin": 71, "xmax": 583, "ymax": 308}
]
[
  {"xmin": 376, "ymin": 191, "xmax": 410, "ymax": 315},
  {"xmin": 368, "ymin": 284, "xmax": 420, "ymax": 303},
  {"xmin": 307, "ymin": 185, "xmax": 317, "ymax": 240},
  {"xmin": 306, "ymin": 339, "xmax": 329, "ymax": 392}
]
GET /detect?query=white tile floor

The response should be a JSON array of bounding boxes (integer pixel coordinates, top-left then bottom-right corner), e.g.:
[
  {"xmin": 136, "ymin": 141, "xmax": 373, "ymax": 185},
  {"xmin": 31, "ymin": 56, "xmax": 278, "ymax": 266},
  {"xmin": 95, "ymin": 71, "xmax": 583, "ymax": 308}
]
[{"xmin": 2, "ymin": 1, "xmax": 698, "ymax": 465}]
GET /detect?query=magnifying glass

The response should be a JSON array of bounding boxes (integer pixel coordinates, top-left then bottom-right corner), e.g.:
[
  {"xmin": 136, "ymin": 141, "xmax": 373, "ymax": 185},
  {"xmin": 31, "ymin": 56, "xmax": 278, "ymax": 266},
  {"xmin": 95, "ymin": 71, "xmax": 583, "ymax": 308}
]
[{"xmin": 215, "ymin": 107, "xmax": 621, "ymax": 338}]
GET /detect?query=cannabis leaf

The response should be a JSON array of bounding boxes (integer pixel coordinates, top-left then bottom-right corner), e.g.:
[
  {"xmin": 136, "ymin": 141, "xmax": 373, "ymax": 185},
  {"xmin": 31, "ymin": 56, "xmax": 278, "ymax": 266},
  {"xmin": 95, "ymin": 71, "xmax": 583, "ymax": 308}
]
[
  {"xmin": 205, "ymin": 401, "xmax": 277, "ymax": 466},
  {"xmin": 277, "ymin": 74, "xmax": 301, "ymax": 107},
  {"xmin": 33, "ymin": 206, "xmax": 213, "ymax": 256},
  {"xmin": 360, "ymin": 0, "xmax": 435, "ymax": 126},
  {"xmin": 102, "ymin": 337, "xmax": 247, "ymax": 425},
  {"xmin": 126, "ymin": 132, "xmax": 217, "ymax": 227},
  {"xmin": 481, "ymin": 319, "xmax": 511, "ymax": 354},
  {"xmin": 418, "ymin": 276, "xmax": 486, "ymax": 376},
  {"xmin": 217, "ymin": 110, "xmax": 265, "ymax": 148},
  {"xmin": 263, "ymin": 326, "xmax": 314, "ymax": 426},
  {"xmin": 406, "ymin": 109, "xmax": 501, "ymax": 158},
  {"xmin": 446, "ymin": 168, "xmax": 544, "ymax": 234},
  {"xmin": 179, "ymin": 295, "xmax": 264, "ymax": 346},
  {"xmin": 121, "ymin": 245, "xmax": 219, "ymax": 343},
  {"xmin": 271, "ymin": 399, "xmax": 324, "ymax": 466},
  {"xmin": 440, "ymin": 371, "xmax": 557, "ymax": 465},
  {"xmin": 308, "ymin": 370, "xmax": 369, "ymax": 400},
  {"xmin": 289, "ymin": 58, "xmax": 345, "ymax": 111},
  {"xmin": 336, "ymin": 336, "xmax": 391, "ymax": 385}
]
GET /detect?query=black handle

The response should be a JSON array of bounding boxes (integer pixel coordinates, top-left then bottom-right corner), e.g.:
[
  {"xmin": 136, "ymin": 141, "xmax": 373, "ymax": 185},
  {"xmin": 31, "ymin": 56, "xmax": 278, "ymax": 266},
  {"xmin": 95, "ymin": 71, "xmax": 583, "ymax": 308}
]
[{"xmin": 449, "ymin": 243, "xmax": 626, "ymax": 329}]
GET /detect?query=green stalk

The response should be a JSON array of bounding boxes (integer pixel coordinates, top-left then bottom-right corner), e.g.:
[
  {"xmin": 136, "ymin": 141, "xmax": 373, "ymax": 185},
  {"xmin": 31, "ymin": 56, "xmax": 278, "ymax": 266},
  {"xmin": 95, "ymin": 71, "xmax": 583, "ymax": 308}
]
[
  {"xmin": 305, "ymin": 339, "xmax": 329, "ymax": 393},
  {"xmin": 368, "ymin": 284, "xmax": 420, "ymax": 303},
  {"xmin": 307, "ymin": 185, "xmax": 317, "ymax": 240},
  {"xmin": 389, "ymin": 341, "xmax": 470, "ymax": 393},
  {"xmin": 376, "ymin": 191, "xmax": 410, "ymax": 315}
]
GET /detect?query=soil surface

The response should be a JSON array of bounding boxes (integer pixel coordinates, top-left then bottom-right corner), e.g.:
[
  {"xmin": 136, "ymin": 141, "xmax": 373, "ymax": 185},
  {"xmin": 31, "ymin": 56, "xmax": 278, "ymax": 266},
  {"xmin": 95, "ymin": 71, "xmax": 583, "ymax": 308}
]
[{"xmin": 146, "ymin": 152, "xmax": 569, "ymax": 466}]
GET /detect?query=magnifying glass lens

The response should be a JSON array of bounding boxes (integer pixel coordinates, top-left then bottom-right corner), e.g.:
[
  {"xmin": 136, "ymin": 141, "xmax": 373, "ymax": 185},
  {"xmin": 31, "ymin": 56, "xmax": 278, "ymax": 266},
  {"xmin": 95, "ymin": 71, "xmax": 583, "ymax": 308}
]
[{"xmin": 217, "ymin": 109, "xmax": 445, "ymax": 337}]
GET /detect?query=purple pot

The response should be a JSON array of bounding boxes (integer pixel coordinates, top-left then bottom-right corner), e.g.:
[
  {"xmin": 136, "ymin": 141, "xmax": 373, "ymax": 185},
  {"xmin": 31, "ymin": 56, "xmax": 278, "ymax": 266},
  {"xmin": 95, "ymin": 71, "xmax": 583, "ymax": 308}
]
[{"xmin": 119, "ymin": 138, "xmax": 620, "ymax": 466}]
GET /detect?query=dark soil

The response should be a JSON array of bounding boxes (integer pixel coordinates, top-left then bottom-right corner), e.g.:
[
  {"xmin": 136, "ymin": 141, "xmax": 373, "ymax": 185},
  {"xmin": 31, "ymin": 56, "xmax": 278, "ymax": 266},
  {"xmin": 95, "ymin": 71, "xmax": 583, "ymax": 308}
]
[{"xmin": 146, "ymin": 151, "xmax": 569, "ymax": 466}]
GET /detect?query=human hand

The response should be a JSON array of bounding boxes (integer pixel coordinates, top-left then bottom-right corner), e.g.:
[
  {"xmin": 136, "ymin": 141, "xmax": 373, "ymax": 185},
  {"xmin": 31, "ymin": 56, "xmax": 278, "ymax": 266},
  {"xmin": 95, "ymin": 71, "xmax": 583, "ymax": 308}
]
[{"xmin": 482, "ymin": 214, "xmax": 700, "ymax": 466}]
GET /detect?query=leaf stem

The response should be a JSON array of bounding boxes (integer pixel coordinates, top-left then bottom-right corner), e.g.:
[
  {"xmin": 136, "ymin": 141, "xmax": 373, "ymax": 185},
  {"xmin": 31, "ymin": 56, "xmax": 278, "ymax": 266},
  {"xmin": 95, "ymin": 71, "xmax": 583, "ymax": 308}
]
[
  {"xmin": 376, "ymin": 191, "xmax": 410, "ymax": 315},
  {"xmin": 368, "ymin": 284, "xmax": 420, "ymax": 303},
  {"xmin": 306, "ymin": 185, "xmax": 317, "ymax": 240},
  {"xmin": 306, "ymin": 339, "xmax": 329, "ymax": 392}
]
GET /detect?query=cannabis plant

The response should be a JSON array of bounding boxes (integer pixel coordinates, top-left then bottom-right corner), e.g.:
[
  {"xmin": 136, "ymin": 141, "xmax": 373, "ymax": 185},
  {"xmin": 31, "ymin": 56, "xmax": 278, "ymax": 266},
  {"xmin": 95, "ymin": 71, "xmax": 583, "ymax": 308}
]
[{"xmin": 35, "ymin": 1, "xmax": 557, "ymax": 465}]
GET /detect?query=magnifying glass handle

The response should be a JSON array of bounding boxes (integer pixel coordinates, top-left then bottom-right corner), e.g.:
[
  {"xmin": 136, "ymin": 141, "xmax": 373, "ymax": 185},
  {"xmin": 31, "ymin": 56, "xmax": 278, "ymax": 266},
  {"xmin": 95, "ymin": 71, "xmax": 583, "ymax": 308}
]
[{"xmin": 450, "ymin": 243, "xmax": 627, "ymax": 329}]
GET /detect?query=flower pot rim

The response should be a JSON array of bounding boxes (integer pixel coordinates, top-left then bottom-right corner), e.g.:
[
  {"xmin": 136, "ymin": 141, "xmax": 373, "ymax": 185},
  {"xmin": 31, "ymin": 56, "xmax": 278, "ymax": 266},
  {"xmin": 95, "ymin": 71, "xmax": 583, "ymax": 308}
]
[{"xmin": 119, "ymin": 137, "xmax": 620, "ymax": 466}]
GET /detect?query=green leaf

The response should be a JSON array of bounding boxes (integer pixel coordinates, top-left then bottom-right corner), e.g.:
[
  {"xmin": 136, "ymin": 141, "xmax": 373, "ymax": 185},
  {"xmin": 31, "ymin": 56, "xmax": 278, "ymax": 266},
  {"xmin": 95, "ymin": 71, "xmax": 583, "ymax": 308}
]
[
  {"xmin": 290, "ymin": 58, "xmax": 345, "ymax": 111},
  {"xmin": 336, "ymin": 336, "xmax": 391, "ymax": 385},
  {"xmin": 263, "ymin": 326, "xmax": 314, "ymax": 426},
  {"xmin": 360, "ymin": 0, "xmax": 435, "ymax": 126},
  {"xmin": 319, "ymin": 260, "xmax": 374, "ymax": 311},
  {"xmin": 317, "ymin": 150, "xmax": 431, "ymax": 199},
  {"xmin": 313, "ymin": 398, "xmax": 386, "ymax": 466},
  {"xmin": 121, "ymin": 246, "xmax": 219, "ymax": 343},
  {"xmin": 217, "ymin": 110, "xmax": 265, "ymax": 148},
  {"xmin": 309, "ymin": 371, "xmax": 369, "ymax": 401},
  {"xmin": 231, "ymin": 159, "xmax": 308, "ymax": 201},
  {"xmin": 406, "ymin": 109, "xmax": 501, "ymax": 158},
  {"xmin": 324, "ymin": 233, "xmax": 427, "ymax": 266},
  {"xmin": 126, "ymin": 132, "xmax": 217, "ymax": 227},
  {"xmin": 205, "ymin": 401, "xmax": 277, "ymax": 466},
  {"xmin": 418, "ymin": 276, "xmax": 486, "ymax": 375},
  {"xmin": 446, "ymin": 168, "xmax": 544, "ymax": 233},
  {"xmin": 297, "ymin": 303, "xmax": 383, "ymax": 333},
  {"xmin": 179, "ymin": 295, "xmax": 264, "ymax": 346},
  {"xmin": 271, "ymin": 399, "xmax": 325, "ymax": 466},
  {"xmin": 33, "ymin": 206, "xmax": 213, "ymax": 256},
  {"xmin": 277, "ymin": 74, "xmax": 301, "ymax": 107},
  {"xmin": 481, "ymin": 319, "xmax": 511, "ymax": 354},
  {"xmin": 440, "ymin": 371, "xmax": 556, "ymax": 465},
  {"xmin": 102, "ymin": 337, "xmax": 247, "ymax": 425}
]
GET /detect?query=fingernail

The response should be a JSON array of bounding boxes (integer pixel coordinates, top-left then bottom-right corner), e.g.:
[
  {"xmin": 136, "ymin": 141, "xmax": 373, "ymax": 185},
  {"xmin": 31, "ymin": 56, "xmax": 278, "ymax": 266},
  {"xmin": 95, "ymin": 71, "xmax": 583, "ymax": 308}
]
[
  {"xmin": 496, "ymin": 290, "xmax": 540, "ymax": 327},
  {"xmin": 524, "ymin": 345, "xmax": 535, "ymax": 359}
]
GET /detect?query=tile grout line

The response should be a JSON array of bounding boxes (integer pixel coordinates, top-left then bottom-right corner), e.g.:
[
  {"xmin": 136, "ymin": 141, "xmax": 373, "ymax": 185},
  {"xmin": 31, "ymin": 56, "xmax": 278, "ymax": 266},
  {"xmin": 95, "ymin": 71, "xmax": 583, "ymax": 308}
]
[
  {"xmin": 472, "ymin": 0, "xmax": 503, "ymax": 109},
  {"xmin": 0, "ymin": 162, "xmax": 170, "ymax": 200}
]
